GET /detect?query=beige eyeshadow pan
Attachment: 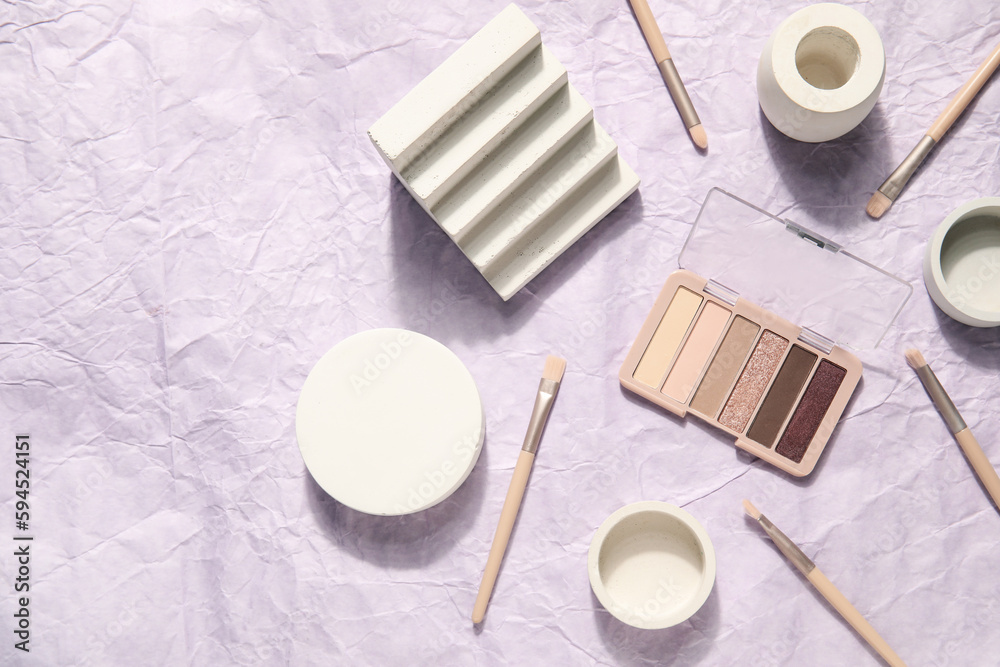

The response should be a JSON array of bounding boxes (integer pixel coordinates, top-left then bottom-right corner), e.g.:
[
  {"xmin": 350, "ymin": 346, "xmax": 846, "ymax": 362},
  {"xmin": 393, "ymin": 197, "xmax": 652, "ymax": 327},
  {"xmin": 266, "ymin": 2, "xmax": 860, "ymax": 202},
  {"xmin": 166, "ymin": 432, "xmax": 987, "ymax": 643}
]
[{"xmin": 661, "ymin": 301, "xmax": 732, "ymax": 402}]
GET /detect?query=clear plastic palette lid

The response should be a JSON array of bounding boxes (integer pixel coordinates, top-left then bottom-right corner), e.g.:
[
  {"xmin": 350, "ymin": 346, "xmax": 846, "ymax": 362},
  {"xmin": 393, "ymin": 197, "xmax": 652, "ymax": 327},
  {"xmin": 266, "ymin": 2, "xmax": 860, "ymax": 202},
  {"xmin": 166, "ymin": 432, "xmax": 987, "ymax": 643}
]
[{"xmin": 679, "ymin": 188, "xmax": 912, "ymax": 351}]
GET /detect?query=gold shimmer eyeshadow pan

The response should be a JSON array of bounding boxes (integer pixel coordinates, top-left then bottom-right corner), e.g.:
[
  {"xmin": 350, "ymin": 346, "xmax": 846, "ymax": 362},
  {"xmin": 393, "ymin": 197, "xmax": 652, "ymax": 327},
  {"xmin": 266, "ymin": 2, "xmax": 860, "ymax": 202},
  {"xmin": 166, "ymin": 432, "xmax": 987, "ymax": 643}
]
[
  {"xmin": 718, "ymin": 331, "xmax": 789, "ymax": 432},
  {"xmin": 619, "ymin": 270, "xmax": 861, "ymax": 477}
]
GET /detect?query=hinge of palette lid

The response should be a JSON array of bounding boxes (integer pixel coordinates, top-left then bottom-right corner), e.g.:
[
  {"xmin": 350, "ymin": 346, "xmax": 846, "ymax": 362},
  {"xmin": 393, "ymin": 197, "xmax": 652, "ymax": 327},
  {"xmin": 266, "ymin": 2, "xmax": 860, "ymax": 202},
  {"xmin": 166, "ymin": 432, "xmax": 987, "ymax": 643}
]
[
  {"xmin": 784, "ymin": 220, "xmax": 842, "ymax": 253},
  {"xmin": 799, "ymin": 327, "xmax": 835, "ymax": 355},
  {"xmin": 704, "ymin": 279, "xmax": 739, "ymax": 306}
]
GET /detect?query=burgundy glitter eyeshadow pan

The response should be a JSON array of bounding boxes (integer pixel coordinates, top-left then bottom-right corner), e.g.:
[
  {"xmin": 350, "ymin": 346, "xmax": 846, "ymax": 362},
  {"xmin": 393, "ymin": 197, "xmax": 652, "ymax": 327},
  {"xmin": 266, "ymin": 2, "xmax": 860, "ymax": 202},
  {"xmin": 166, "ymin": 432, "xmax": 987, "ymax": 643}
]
[{"xmin": 776, "ymin": 360, "xmax": 847, "ymax": 463}]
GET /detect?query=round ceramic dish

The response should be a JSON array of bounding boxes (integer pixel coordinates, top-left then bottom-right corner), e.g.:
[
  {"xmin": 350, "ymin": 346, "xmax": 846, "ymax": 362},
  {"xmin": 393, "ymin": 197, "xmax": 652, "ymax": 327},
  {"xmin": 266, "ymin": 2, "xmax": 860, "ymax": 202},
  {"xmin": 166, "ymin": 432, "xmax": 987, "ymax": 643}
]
[
  {"xmin": 296, "ymin": 328, "xmax": 485, "ymax": 515},
  {"xmin": 588, "ymin": 501, "xmax": 716, "ymax": 629},
  {"xmin": 923, "ymin": 198, "xmax": 1000, "ymax": 328}
]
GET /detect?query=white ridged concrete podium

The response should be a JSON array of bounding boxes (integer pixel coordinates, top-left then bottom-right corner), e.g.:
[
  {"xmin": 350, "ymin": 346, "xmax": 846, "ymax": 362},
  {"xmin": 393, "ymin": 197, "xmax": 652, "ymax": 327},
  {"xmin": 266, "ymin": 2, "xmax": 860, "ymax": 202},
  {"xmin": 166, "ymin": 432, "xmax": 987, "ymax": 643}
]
[{"xmin": 369, "ymin": 4, "xmax": 640, "ymax": 300}]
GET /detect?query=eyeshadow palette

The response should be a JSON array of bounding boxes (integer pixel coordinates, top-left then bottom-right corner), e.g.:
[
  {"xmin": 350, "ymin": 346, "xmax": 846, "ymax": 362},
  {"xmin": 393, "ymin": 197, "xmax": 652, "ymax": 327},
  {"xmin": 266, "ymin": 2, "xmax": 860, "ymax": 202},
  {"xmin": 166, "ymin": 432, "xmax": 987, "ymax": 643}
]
[
  {"xmin": 620, "ymin": 189, "xmax": 912, "ymax": 476},
  {"xmin": 621, "ymin": 270, "xmax": 860, "ymax": 475}
]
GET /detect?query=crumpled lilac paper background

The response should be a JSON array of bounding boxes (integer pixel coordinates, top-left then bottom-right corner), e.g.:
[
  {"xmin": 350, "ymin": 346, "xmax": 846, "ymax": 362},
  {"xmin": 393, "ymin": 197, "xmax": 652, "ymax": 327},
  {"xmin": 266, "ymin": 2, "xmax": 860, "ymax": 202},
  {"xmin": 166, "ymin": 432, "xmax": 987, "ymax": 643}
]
[{"xmin": 1, "ymin": 0, "xmax": 999, "ymax": 664}]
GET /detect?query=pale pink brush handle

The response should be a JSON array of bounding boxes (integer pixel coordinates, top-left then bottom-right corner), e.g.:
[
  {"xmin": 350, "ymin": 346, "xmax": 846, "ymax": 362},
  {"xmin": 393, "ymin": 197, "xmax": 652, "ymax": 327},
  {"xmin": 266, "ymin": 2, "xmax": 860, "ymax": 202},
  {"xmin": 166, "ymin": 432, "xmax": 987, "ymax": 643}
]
[
  {"xmin": 628, "ymin": 0, "xmax": 671, "ymax": 63},
  {"xmin": 954, "ymin": 427, "xmax": 1000, "ymax": 512},
  {"xmin": 928, "ymin": 42, "xmax": 1000, "ymax": 141},
  {"xmin": 472, "ymin": 450, "xmax": 535, "ymax": 624},
  {"xmin": 807, "ymin": 568, "xmax": 908, "ymax": 667}
]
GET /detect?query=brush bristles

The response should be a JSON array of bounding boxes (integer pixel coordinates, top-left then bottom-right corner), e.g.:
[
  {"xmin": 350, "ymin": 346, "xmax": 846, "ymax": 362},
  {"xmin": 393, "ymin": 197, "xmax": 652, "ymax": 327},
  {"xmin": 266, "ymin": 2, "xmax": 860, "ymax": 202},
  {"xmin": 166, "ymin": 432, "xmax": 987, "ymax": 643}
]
[
  {"xmin": 542, "ymin": 355, "xmax": 566, "ymax": 383},
  {"xmin": 689, "ymin": 124, "xmax": 708, "ymax": 150},
  {"xmin": 905, "ymin": 348, "xmax": 927, "ymax": 370},
  {"xmin": 742, "ymin": 499, "xmax": 761, "ymax": 520},
  {"xmin": 866, "ymin": 191, "xmax": 892, "ymax": 219}
]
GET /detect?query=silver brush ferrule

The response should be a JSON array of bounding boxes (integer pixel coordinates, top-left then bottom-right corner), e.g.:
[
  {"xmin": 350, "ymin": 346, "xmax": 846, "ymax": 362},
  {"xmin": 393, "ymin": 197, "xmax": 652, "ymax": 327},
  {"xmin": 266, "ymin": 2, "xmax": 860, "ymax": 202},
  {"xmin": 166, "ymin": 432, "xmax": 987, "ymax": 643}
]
[
  {"xmin": 657, "ymin": 58, "xmax": 701, "ymax": 129},
  {"xmin": 916, "ymin": 365, "xmax": 967, "ymax": 435},
  {"xmin": 759, "ymin": 515, "xmax": 816, "ymax": 576},
  {"xmin": 878, "ymin": 135, "xmax": 936, "ymax": 200},
  {"xmin": 521, "ymin": 379, "xmax": 559, "ymax": 454}
]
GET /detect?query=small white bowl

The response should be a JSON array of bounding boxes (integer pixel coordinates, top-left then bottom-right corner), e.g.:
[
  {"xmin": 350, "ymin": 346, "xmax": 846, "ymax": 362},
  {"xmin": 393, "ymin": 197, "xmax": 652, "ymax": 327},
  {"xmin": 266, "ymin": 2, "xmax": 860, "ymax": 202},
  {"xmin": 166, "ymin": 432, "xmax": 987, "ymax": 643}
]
[
  {"xmin": 924, "ymin": 198, "xmax": 1000, "ymax": 328},
  {"xmin": 588, "ymin": 502, "xmax": 716, "ymax": 629}
]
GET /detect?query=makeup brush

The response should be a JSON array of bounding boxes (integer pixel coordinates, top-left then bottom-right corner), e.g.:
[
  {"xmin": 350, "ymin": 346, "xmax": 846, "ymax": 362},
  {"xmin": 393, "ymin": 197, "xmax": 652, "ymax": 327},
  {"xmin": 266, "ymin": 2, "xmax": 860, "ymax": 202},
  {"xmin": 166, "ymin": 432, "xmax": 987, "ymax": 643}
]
[
  {"xmin": 627, "ymin": 0, "xmax": 707, "ymax": 150},
  {"xmin": 472, "ymin": 355, "xmax": 566, "ymax": 624},
  {"xmin": 905, "ymin": 348, "xmax": 1000, "ymax": 512},
  {"xmin": 742, "ymin": 500, "xmax": 907, "ymax": 667},
  {"xmin": 866, "ymin": 42, "xmax": 1000, "ymax": 219}
]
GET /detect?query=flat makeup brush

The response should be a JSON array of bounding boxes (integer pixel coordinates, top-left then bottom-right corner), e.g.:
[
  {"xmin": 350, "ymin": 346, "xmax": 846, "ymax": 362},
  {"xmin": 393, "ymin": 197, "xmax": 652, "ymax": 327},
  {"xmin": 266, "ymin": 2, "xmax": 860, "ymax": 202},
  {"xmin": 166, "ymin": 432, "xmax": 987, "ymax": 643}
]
[
  {"xmin": 743, "ymin": 500, "xmax": 907, "ymax": 667},
  {"xmin": 627, "ymin": 0, "xmax": 707, "ymax": 150},
  {"xmin": 867, "ymin": 42, "xmax": 1000, "ymax": 219},
  {"xmin": 905, "ymin": 348, "xmax": 1000, "ymax": 512},
  {"xmin": 472, "ymin": 355, "xmax": 566, "ymax": 624}
]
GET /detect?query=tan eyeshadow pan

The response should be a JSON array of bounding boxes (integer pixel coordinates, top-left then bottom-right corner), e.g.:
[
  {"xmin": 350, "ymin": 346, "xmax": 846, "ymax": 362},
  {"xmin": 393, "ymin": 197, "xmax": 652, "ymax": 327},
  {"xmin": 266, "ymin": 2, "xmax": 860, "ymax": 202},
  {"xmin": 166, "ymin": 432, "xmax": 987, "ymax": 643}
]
[{"xmin": 689, "ymin": 316, "xmax": 760, "ymax": 418}]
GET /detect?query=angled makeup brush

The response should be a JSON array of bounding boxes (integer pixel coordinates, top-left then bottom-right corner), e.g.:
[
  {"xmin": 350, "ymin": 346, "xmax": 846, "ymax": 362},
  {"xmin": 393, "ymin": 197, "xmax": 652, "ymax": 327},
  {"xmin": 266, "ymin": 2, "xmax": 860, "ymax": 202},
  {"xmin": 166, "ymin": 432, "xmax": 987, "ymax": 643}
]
[
  {"xmin": 627, "ymin": 0, "xmax": 707, "ymax": 150},
  {"xmin": 472, "ymin": 355, "xmax": 566, "ymax": 624},
  {"xmin": 743, "ymin": 500, "xmax": 907, "ymax": 667},
  {"xmin": 867, "ymin": 42, "xmax": 1000, "ymax": 219},
  {"xmin": 905, "ymin": 348, "xmax": 1000, "ymax": 512}
]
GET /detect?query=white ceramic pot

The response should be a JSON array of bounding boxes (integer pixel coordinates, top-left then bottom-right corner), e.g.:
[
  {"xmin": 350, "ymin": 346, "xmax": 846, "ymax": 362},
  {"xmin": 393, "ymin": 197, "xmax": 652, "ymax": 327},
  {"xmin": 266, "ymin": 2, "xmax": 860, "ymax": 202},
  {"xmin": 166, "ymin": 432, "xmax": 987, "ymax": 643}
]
[{"xmin": 757, "ymin": 3, "xmax": 885, "ymax": 142}]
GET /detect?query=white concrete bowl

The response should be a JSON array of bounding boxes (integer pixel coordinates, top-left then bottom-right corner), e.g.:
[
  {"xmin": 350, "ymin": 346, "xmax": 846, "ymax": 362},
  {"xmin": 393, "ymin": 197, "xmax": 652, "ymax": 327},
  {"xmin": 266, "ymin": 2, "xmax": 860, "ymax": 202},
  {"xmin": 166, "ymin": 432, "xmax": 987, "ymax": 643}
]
[
  {"xmin": 588, "ymin": 501, "xmax": 716, "ymax": 629},
  {"xmin": 924, "ymin": 198, "xmax": 1000, "ymax": 328}
]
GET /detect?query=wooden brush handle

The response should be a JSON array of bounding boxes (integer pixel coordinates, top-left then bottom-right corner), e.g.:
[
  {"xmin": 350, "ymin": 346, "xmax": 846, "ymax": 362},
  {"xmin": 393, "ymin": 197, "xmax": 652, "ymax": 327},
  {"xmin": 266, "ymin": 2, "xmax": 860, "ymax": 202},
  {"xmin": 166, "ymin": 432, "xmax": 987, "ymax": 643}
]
[
  {"xmin": 628, "ymin": 0, "xmax": 671, "ymax": 63},
  {"xmin": 807, "ymin": 567, "xmax": 907, "ymax": 667},
  {"xmin": 954, "ymin": 427, "xmax": 1000, "ymax": 512},
  {"xmin": 928, "ymin": 42, "xmax": 1000, "ymax": 141},
  {"xmin": 472, "ymin": 450, "xmax": 535, "ymax": 623}
]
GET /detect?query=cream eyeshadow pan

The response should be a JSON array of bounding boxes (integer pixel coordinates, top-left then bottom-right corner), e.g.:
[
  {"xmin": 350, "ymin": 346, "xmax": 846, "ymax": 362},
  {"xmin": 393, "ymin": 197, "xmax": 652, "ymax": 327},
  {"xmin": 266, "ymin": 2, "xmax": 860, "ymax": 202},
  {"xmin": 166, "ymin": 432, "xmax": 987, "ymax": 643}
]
[
  {"xmin": 633, "ymin": 287, "xmax": 703, "ymax": 387},
  {"xmin": 619, "ymin": 270, "xmax": 861, "ymax": 477}
]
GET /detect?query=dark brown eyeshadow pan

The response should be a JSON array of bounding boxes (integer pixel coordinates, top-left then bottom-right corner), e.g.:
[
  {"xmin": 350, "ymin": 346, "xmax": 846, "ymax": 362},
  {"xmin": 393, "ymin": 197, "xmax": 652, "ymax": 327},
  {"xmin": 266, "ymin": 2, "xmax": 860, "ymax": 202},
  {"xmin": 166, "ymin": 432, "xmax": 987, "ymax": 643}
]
[
  {"xmin": 746, "ymin": 345, "xmax": 818, "ymax": 448},
  {"xmin": 775, "ymin": 360, "xmax": 847, "ymax": 463}
]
